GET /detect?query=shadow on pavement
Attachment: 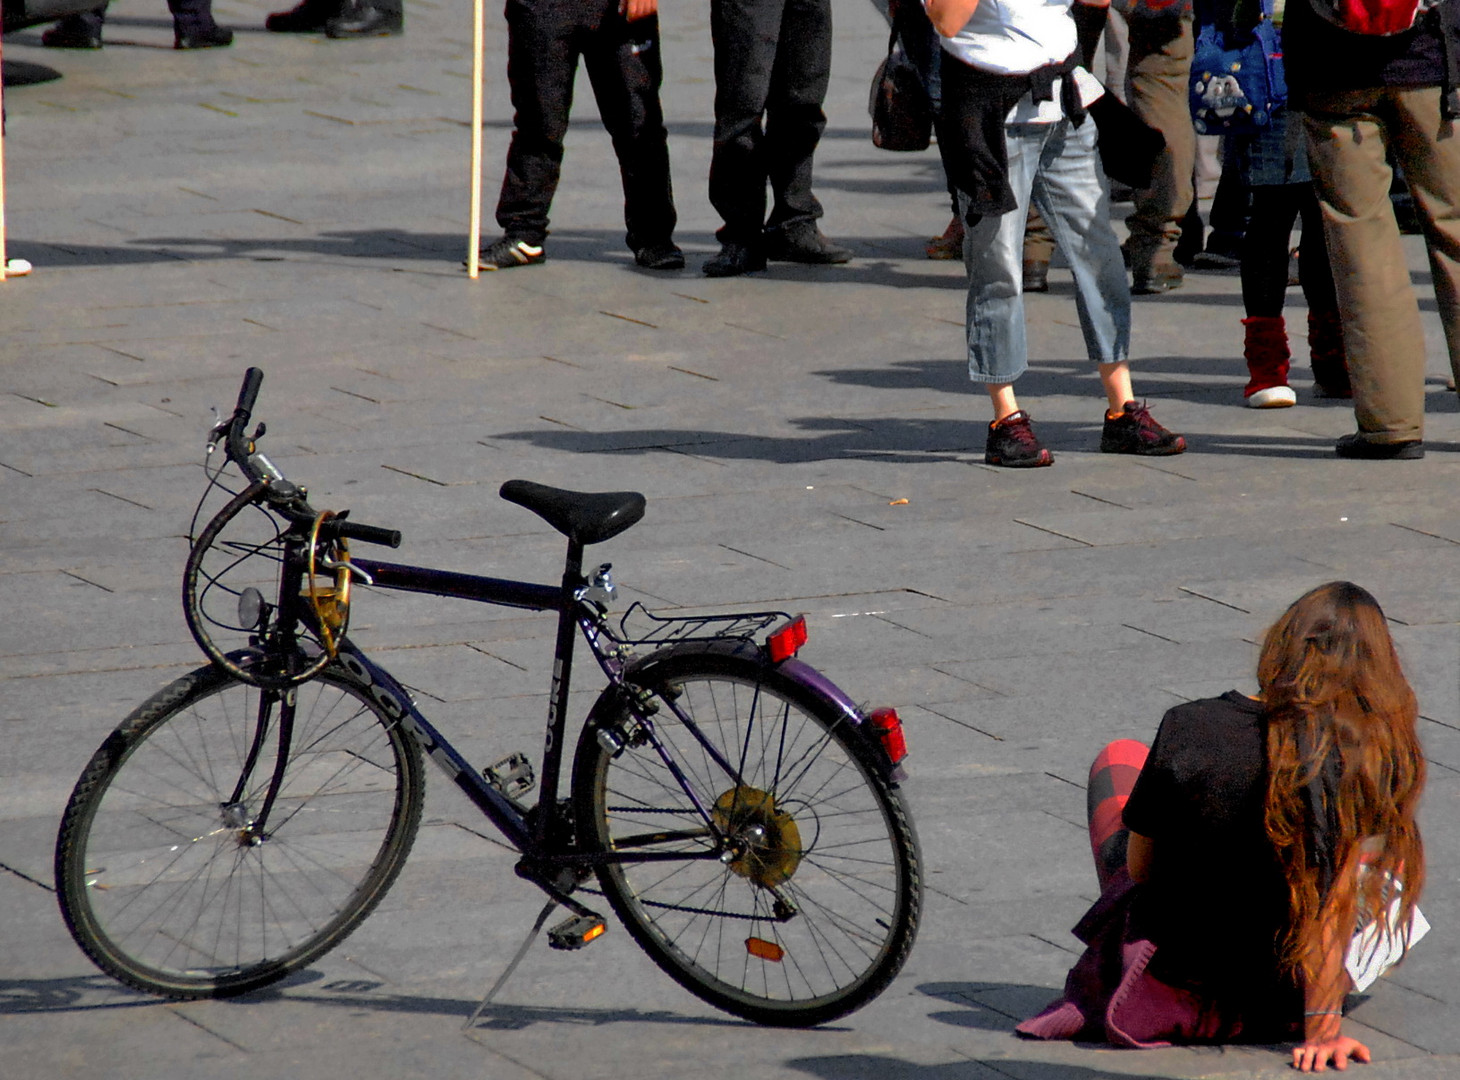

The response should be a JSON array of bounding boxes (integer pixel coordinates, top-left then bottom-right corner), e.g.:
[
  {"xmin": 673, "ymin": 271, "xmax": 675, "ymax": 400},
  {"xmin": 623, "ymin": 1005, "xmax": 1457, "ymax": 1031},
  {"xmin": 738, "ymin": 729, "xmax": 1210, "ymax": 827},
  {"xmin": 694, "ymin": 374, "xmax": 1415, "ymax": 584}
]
[
  {"xmin": 0, "ymin": 972, "xmax": 754, "ymax": 1030},
  {"xmin": 491, "ymin": 414, "xmax": 1416, "ymax": 462},
  {"xmin": 2, "ymin": 59, "xmax": 64, "ymax": 87},
  {"xmin": 787, "ymin": 1053, "xmax": 1181, "ymax": 1080}
]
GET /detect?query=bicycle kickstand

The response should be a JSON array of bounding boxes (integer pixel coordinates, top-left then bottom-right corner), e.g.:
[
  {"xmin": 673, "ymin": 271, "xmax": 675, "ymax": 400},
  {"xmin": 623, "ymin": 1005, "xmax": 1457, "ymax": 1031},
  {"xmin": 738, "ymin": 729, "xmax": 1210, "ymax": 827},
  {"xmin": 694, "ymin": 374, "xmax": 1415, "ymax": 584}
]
[{"xmin": 461, "ymin": 899, "xmax": 558, "ymax": 1032}]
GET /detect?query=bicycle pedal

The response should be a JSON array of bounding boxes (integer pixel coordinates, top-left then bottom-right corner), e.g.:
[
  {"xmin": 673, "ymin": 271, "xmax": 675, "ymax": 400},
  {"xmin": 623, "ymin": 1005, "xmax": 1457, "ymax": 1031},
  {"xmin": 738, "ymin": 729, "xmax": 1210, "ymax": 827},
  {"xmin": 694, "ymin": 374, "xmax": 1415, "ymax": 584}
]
[
  {"xmin": 484, "ymin": 752, "xmax": 535, "ymax": 800},
  {"xmin": 547, "ymin": 914, "xmax": 606, "ymax": 951}
]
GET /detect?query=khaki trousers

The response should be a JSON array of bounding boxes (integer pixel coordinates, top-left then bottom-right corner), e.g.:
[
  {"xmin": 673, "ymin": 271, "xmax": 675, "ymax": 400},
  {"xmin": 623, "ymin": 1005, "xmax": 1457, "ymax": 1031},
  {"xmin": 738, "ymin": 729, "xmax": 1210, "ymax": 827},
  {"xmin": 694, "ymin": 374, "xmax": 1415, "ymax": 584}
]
[
  {"xmin": 1303, "ymin": 86, "xmax": 1460, "ymax": 444},
  {"xmin": 1123, "ymin": 15, "xmax": 1195, "ymax": 273}
]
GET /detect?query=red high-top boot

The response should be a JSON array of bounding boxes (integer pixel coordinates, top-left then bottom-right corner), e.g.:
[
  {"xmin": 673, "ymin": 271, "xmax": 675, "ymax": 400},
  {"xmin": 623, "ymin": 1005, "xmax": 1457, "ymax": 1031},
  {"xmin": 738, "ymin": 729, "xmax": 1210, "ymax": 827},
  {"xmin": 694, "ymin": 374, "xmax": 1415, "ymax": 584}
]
[{"xmin": 1243, "ymin": 316, "xmax": 1296, "ymax": 408}]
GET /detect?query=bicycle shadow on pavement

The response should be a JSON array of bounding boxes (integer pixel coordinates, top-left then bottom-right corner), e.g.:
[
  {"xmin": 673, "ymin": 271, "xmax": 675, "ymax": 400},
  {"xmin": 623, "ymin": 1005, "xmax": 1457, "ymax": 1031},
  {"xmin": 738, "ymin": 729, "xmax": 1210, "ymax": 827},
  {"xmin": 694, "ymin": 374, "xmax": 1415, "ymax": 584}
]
[
  {"xmin": 0, "ymin": 974, "xmax": 180, "ymax": 1015},
  {"xmin": 0, "ymin": 972, "xmax": 760, "ymax": 1030}
]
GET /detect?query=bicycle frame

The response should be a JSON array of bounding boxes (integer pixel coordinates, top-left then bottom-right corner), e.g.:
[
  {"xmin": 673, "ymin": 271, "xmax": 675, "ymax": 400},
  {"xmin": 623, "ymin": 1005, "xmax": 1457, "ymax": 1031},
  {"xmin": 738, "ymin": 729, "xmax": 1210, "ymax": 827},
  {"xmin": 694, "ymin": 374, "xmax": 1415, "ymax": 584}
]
[{"xmin": 337, "ymin": 546, "xmax": 871, "ymax": 882}]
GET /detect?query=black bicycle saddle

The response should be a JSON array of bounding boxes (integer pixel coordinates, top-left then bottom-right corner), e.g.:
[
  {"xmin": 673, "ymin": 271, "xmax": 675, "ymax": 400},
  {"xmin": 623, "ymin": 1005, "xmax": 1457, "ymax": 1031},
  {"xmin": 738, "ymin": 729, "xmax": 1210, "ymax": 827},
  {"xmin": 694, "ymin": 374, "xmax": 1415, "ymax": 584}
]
[{"xmin": 499, "ymin": 480, "xmax": 646, "ymax": 546}]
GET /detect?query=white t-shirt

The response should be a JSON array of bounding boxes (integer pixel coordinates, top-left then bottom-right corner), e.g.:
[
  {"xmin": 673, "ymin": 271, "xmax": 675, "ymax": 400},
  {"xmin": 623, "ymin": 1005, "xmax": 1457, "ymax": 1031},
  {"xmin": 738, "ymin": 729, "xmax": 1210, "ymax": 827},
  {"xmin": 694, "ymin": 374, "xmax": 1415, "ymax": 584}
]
[
  {"xmin": 926, "ymin": 0, "xmax": 1084, "ymax": 122},
  {"xmin": 931, "ymin": 0, "xmax": 1078, "ymax": 73}
]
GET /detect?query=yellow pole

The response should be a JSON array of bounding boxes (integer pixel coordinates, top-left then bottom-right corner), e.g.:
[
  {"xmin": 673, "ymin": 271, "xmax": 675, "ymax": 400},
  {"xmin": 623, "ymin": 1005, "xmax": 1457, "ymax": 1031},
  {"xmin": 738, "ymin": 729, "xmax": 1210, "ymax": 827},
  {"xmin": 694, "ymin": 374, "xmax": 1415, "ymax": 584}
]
[{"xmin": 467, "ymin": 0, "xmax": 485, "ymax": 279}]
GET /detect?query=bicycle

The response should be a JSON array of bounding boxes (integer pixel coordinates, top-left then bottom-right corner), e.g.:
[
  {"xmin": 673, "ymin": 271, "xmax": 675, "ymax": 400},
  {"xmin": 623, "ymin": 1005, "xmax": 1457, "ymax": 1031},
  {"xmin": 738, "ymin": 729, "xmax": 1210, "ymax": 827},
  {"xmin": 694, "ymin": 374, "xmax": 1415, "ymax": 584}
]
[{"xmin": 54, "ymin": 367, "xmax": 922, "ymax": 1027}]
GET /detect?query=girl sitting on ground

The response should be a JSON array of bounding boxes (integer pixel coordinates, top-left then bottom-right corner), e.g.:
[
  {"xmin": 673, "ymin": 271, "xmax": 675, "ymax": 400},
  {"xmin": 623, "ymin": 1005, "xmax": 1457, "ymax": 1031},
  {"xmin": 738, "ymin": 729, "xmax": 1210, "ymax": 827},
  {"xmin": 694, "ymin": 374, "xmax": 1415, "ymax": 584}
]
[{"xmin": 1018, "ymin": 581, "xmax": 1426, "ymax": 1073}]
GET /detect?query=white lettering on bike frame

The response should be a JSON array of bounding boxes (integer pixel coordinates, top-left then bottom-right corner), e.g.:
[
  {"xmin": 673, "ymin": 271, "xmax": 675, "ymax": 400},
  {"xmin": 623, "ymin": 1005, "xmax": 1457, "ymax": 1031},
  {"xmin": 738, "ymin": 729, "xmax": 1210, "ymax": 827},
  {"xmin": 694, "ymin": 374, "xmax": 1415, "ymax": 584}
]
[{"xmin": 338, "ymin": 651, "xmax": 462, "ymax": 781}]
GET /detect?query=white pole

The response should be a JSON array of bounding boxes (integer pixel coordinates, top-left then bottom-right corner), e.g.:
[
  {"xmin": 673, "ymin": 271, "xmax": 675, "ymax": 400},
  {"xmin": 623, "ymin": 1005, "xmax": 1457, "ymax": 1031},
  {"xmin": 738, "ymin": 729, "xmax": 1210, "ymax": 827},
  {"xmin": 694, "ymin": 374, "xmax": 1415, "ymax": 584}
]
[{"xmin": 467, "ymin": 0, "xmax": 485, "ymax": 279}]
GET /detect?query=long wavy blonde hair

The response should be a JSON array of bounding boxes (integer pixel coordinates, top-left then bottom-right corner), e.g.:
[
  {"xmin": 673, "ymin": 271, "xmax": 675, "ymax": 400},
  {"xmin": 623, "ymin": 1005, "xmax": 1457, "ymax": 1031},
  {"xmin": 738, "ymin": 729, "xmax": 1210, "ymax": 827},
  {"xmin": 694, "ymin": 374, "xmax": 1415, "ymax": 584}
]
[{"xmin": 1259, "ymin": 582, "xmax": 1425, "ymax": 988}]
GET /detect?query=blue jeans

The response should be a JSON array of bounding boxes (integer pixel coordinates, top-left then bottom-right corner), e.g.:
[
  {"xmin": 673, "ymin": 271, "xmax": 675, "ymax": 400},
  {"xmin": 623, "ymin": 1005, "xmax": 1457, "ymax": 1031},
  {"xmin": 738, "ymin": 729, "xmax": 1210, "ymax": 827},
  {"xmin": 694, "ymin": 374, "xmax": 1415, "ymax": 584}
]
[{"xmin": 960, "ymin": 118, "xmax": 1130, "ymax": 384}]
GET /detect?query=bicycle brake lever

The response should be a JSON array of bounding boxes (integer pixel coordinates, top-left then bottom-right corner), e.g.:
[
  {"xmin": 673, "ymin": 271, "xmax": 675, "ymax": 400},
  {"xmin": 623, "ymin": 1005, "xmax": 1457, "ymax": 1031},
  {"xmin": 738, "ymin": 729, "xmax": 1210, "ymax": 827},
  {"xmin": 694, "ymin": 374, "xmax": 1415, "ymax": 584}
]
[{"xmin": 319, "ymin": 557, "xmax": 375, "ymax": 586}]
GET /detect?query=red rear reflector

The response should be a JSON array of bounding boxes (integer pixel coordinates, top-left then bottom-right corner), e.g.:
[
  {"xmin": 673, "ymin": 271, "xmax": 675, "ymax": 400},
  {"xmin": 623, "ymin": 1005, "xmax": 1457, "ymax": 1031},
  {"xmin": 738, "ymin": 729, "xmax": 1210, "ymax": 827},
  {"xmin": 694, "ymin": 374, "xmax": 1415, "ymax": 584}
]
[
  {"xmin": 766, "ymin": 615, "xmax": 808, "ymax": 662},
  {"xmin": 746, "ymin": 937, "xmax": 785, "ymax": 962},
  {"xmin": 868, "ymin": 707, "xmax": 908, "ymax": 765}
]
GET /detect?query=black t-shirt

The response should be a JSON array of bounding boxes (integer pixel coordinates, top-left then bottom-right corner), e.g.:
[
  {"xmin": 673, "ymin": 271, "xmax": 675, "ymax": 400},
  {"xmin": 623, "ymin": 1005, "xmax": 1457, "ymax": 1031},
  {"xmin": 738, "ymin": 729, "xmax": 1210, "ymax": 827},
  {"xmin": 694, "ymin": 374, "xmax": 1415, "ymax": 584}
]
[{"xmin": 1123, "ymin": 692, "xmax": 1296, "ymax": 1004}]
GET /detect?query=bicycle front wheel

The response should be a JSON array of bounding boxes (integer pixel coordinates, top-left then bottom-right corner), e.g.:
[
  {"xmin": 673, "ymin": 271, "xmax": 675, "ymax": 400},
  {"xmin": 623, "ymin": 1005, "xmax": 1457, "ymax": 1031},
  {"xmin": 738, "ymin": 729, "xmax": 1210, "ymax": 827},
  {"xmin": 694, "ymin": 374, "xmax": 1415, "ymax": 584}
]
[
  {"xmin": 573, "ymin": 647, "xmax": 921, "ymax": 1026},
  {"xmin": 55, "ymin": 663, "xmax": 424, "ymax": 998}
]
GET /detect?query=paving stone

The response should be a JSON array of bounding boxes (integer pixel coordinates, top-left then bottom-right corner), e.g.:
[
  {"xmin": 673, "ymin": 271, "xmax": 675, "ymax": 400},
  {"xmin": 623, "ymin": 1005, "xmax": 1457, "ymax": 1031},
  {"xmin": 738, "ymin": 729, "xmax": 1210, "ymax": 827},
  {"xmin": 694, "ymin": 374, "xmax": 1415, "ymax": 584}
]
[{"xmin": 2, "ymin": 1, "xmax": 1457, "ymax": 1077}]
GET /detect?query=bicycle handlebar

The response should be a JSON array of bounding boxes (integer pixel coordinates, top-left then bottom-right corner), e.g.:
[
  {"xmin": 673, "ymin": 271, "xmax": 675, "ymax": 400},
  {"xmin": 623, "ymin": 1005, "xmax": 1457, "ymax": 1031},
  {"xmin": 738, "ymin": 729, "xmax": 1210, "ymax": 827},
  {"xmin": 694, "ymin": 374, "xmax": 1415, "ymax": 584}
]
[
  {"xmin": 325, "ymin": 519, "xmax": 403, "ymax": 549},
  {"xmin": 218, "ymin": 368, "xmax": 402, "ymax": 549}
]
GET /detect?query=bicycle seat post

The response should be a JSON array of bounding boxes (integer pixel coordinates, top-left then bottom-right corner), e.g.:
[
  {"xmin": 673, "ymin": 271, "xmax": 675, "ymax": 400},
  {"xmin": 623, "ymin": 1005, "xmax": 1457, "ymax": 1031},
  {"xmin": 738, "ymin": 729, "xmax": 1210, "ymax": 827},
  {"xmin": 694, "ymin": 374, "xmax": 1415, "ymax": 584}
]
[{"xmin": 533, "ymin": 539, "xmax": 586, "ymax": 846}]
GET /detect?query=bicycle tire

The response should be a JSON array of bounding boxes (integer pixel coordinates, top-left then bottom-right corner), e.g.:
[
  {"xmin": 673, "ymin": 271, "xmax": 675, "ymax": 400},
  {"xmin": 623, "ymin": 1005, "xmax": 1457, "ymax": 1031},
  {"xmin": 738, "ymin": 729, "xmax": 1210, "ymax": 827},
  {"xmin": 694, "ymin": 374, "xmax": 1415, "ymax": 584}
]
[
  {"xmin": 55, "ymin": 663, "xmax": 424, "ymax": 999},
  {"xmin": 572, "ymin": 645, "xmax": 921, "ymax": 1026}
]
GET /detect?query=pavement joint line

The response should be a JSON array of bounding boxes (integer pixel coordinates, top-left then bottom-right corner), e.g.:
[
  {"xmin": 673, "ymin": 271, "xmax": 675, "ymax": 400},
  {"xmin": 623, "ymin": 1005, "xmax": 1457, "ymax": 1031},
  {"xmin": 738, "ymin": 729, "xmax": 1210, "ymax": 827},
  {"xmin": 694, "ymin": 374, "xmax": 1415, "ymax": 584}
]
[
  {"xmin": 0, "ymin": 860, "xmax": 55, "ymax": 892},
  {"xmin": 1120, "ymin": 623, "xmax": 1181, "ymax": 645},
  {"xmin": 869, "ymin": 613, "xmax": 934, "ymax": 638},
  {"xmin": 913, "ymin": 703, "xmax": 1004, "ymax": 741},
  {"xmin": 830, "ymin": 511, "xmax": 886, "ymax": 531},
  {"xmin": 1069, "ymin": 489, "xmax": 1133, "ymax": 509},
  {"xmin": 449, "ymin": 821, "xmax": 518, "ymax": 854},
  {"xmin": 1176, "ymin": 587, "xmax": 1250, "ymax": 613},
  {"xmin": 1393, "ymin": 522, "xmax": 1460, "ymax": 546},
  {"xmin": 380, "ymin": 464, "xmax": 449, "ymax": 486},
  {"xmin": 58, "ymin": 570, "xmax": 115, "ymax": 594},
  {"xmin": 598, "ymin": 311, "xmax": 658, "ymax": 328},
  {"xmin": 716, "ymin": 543, "xmax": 792, "ymax": 570},
  {"xmin": 169, "ymin": 1005, "xmax": 252, "ymax": 1053},
  {"xmin": 331, "ymin": 386, "xmax": 381, "ymax": 403},
  {"xmin": 89, "ymin": 488, "xmax": 153, "ymax": 510},
  {"xmin": 1012, "ymin": 519, "xmax": 1095, "ymax": 547}
]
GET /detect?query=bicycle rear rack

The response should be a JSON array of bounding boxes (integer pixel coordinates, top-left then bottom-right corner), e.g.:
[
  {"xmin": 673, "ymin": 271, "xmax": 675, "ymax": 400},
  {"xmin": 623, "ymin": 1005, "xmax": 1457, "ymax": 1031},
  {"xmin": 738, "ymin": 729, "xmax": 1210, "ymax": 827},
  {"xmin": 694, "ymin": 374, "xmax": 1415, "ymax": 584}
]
[{"xmin": 605, "ymin": 602, "xmax": 792, "ymax": 648}]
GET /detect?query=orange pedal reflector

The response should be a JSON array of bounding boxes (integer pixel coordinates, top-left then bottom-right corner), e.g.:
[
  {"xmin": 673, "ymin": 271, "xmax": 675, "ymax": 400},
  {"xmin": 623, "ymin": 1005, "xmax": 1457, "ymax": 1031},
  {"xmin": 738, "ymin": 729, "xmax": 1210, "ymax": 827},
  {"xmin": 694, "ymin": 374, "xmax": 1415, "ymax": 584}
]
[{"xmin": 746, "ymin": 937, "xmax": 785, "ymax": 962}]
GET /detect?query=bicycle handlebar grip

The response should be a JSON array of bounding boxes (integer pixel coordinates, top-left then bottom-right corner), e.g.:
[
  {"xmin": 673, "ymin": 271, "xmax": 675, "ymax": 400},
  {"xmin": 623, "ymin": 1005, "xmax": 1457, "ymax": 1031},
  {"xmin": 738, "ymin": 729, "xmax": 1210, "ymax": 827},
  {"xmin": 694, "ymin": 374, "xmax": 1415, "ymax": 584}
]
[
  {"xmin": 332, "ymin": 521, "xmax": 402, "ymax": 549},
  {"xmin": 235, "ymin": 367, "xmax": 264, "ymax": 421}
]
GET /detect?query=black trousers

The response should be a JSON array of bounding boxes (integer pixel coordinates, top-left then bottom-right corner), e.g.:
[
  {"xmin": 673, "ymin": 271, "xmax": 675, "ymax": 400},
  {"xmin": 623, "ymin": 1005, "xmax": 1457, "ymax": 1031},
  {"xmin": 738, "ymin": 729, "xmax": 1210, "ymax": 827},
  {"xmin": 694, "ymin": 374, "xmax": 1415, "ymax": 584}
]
[
  {"xmin": 708, "ymin": 0, "xmax": 831, "ymax": 246},
  {"xmin": 496, "ymin": 0, "xmax": 676, "ymax": 251}
]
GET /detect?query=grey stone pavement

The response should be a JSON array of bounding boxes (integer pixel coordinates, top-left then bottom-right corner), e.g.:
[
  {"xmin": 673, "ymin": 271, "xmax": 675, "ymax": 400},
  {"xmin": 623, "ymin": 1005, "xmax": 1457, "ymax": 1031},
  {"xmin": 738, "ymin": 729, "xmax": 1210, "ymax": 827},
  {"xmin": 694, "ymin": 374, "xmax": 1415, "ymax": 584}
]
[{"xmin": 2, "ymin": 3, "xmax": 1459, "ymax": 1078}]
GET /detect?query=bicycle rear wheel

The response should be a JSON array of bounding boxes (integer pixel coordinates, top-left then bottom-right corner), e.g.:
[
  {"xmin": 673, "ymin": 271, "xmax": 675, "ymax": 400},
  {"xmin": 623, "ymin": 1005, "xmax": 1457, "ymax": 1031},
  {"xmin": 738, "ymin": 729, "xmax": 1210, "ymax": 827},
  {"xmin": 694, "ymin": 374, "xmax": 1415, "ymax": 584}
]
[
  {"xmin": 572, "ymin": 646, "xmax": 921, "ymax": 1026},
  {"xmin": 55, "ymin": 663, "xmax": 424, "ymax": 998}
]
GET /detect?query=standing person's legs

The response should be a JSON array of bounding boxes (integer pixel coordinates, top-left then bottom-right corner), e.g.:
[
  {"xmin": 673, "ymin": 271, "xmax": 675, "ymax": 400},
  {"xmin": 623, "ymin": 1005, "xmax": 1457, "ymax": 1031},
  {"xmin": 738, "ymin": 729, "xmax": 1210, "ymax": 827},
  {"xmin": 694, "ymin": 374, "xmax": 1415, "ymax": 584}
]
[
  {"xmin": 582, "ymin": 3, "xmax": 678, "ymax": 258},
  {"xmin": 1390, "ymin": 86, "xmax": 1460, "ymax": 390},
  {"xmin": 1035, "ymin": 116, "xmax": 1185, "ymax": 453},
  {"xmin": 708, "ymin": 0, "xmax": 781, "ymax": 249},
  {"xmin": 963, "ymin": 125, "xmax": 1044, "ymax": 402},
  {"xmin": 1305, "ymin": 89, "xmax": 1427, "ymax": 449},
  {"xmin": 1124, "ymin": 15, "xmax": 1195, "ymax": 293},
  {"xmin": 1030, "ymin": 117, "xmax": 1131, "ymax": 383},
  {"xmin": 1239, "ymin": 185, "xmax": 1302, "ymax": 406},
  {"xmin": 763, "ymin": 0, "xmax": 832, "ymax": 234},
  {"xmin": 962, "ymin": 125, "xmax": 1056, "ymax": 466},
  {"xmin": 494, "ymin": 0, "xmax": 582, "ymax": 249},
  {"xmin": 1088, "ymin": 740, "xmax": 1149, "ymax": 891},
  {"xmin": 169, "ymin": 0, "xmax": 232, "ymax": 46}
]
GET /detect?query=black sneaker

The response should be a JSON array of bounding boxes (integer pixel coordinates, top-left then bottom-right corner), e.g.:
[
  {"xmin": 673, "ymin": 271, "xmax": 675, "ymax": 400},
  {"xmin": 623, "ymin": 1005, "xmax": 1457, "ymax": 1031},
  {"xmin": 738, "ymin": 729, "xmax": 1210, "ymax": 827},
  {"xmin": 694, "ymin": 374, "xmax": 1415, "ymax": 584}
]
[
  {"xmin": 1100, "ymin": 401, "xmax": 1187, "ymax": 456},
  {"xmin": 473, "ymin": 237, "xmax": 545, "ymax": 271},
  {"xmin": 1335, "ymin": 433, "xmax": 1424, "ymax": 460},
  {"xmin": 42, "ymin": 19, "xmax": 103, "ymax": 48},
  {"xmin": 175, "ymin": 25, "xmax": 234, "ymax": 49},
  {"xmin": 633, "ymin": 242, "xmax": 684, "ymax": 270},
  {"xmin": 703, "ymin": 242, "xmax": 766, "ymax": 277},
  {"xmin": 985, "ymin": 410, "xmax": 1054, "ymax": 468}
]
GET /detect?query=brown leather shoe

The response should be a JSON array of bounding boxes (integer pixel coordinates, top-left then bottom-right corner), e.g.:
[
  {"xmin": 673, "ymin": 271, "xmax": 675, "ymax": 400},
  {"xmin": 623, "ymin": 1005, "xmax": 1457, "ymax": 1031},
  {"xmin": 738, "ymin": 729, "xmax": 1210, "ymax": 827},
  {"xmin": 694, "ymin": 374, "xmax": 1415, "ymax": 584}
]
[
  {"xmin": 1131, "ymin": 260, "xmax": 1184, "ymax": 295},
  {"xmin": 1022, "ymin": 259, "xmax": 1049, "ymax": 293}
]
